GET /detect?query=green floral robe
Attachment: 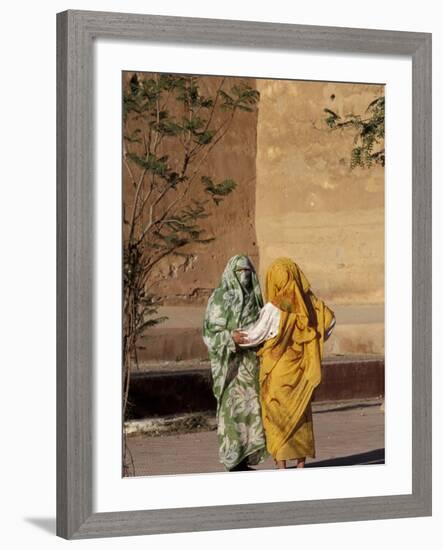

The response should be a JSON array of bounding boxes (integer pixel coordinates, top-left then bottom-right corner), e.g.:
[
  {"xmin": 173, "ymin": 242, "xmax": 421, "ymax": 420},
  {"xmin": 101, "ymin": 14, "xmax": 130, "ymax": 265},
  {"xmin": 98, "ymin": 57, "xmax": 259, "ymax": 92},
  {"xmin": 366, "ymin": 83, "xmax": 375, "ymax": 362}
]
[{"xmin": 203, "ymin": 255, "xmax": 268, "ymax": 470}]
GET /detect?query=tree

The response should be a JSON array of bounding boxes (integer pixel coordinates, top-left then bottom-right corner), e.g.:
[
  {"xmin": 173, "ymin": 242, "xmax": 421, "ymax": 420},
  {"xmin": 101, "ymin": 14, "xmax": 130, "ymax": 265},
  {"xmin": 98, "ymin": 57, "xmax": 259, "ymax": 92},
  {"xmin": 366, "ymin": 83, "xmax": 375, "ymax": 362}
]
[
  {"xmin": 324, "ymin": 96, "xmax": 385, "ymax": 168},
  {"xmin": 122, "ymin": 72, "xmax": 260, "ymax": 474}
]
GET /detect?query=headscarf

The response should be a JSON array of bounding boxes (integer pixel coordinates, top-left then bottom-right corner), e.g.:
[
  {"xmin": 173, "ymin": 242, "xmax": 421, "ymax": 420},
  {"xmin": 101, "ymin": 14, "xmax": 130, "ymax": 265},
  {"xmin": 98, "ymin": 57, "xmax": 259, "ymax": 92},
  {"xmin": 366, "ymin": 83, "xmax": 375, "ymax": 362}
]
[
  {"xmin": 258, "ymin": 257, "xmax": 335, "ymax": 388},
  {"xmin": 203, "ymin": 255, "xmax": 263, "ymax": 403}
]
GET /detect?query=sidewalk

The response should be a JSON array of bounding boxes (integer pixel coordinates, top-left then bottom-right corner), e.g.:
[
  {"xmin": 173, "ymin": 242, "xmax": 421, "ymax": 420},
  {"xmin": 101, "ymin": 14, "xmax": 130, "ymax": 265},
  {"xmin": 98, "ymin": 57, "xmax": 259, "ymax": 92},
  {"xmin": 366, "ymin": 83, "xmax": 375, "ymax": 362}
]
[
  {"xmin": 125, "ymin": 399, "xmax": 384, "ymax": 477},
  {"xmin": 136, "ymin": 303, "xmax": 384, "ymax": 361}
]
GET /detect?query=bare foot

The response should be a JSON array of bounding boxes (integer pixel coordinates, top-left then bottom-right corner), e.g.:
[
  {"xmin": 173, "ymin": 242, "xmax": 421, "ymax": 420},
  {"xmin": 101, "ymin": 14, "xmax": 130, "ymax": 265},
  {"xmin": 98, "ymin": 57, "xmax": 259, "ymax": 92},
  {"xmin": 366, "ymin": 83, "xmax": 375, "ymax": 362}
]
[{"xmin": 296, "ymin": 457, "xmax": 306, "ymax": 468}]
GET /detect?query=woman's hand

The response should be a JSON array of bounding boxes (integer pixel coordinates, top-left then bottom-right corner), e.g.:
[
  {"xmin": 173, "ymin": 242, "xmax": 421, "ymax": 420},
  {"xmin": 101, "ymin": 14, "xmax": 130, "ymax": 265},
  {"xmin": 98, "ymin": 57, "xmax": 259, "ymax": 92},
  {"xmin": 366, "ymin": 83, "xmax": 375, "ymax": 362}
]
[{"xmin": 232, "ymin": 330, "xmax": 249, "ymax": 345}]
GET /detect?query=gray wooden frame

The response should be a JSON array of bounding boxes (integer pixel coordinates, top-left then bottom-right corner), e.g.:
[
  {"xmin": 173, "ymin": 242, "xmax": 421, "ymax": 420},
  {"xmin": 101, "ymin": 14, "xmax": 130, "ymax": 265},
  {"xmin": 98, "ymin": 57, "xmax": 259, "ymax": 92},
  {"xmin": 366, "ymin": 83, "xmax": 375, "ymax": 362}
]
[{"xmin": 56, "ymin": 9, "xmax": 432, "ymax": 540}]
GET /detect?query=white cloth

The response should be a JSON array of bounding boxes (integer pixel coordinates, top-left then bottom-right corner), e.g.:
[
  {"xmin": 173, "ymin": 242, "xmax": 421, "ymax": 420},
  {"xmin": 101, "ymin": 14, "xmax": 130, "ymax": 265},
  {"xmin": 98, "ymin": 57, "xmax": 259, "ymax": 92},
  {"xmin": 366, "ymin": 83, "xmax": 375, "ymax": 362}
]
[
  {"xmin": 325, "ymin": 315, "xmax": 336, "ymax": 340},
  {"xmin": 234, "ymin": 302, "xmax": 336, "ymax": 347},
  {"xmin": 235, "ymin": 302, "xmax": 281, "ymax": 347}
]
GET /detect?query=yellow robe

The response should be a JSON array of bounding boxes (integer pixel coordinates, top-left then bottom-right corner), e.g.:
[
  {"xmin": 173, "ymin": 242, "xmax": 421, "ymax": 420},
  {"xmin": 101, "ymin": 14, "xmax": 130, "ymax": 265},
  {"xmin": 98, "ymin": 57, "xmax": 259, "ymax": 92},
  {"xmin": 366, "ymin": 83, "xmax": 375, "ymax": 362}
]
[{"xmin": 256, "ymin": 258, "xmax": 334, "ymax": 461}]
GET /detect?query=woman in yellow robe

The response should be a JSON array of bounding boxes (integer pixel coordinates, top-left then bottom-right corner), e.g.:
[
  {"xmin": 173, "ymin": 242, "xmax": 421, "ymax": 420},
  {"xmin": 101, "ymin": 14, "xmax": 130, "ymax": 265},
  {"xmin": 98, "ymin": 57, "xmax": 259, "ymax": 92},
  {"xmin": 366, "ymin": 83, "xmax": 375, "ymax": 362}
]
[{"xmin": 233, "ymin": 257, "xmax": 335, "ymax": 469}]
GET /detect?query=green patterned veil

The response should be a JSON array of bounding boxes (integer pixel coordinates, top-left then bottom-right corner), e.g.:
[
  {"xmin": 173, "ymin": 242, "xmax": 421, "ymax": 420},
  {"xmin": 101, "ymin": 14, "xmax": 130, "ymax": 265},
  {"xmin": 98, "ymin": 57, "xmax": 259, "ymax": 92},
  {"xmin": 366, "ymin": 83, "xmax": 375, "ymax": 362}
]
[
  {"xmin": 203, "ymin": 255, "xmax": 263, "ymax": 403},
  {"xmin": 203, "ymin": 255, "xmax": 267, "ymax": 470}
]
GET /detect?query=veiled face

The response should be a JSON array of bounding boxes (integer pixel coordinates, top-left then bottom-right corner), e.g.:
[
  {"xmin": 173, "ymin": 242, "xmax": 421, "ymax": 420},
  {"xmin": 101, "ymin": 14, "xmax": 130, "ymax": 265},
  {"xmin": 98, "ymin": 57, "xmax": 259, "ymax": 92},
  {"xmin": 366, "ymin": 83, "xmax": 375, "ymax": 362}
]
[
  {"xmin": 232, "ymin": 255, "xmax": 254, "ymax": 292},
  {"xmin": 266, "ymin": 262, "xmax": 292, "ymax": 302},
  {"xmin": 265, "ymin": 257, "xmax": 311, "ymax": 314},
  {"xmin": 235, "ymin": 267, "xmax": 252, "ymax": 290},
  {"xmin": 268, "ymin": 265, "xmax": 291, "ymax": 293}
]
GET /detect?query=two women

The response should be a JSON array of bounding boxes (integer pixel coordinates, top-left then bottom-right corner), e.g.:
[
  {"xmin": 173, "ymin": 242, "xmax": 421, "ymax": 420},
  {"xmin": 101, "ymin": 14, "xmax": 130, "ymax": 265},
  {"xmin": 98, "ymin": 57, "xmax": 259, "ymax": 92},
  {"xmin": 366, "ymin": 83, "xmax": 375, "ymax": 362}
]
[{"xmin": 204, "ymin": 255, "xmax": 335, "ymax": 471}]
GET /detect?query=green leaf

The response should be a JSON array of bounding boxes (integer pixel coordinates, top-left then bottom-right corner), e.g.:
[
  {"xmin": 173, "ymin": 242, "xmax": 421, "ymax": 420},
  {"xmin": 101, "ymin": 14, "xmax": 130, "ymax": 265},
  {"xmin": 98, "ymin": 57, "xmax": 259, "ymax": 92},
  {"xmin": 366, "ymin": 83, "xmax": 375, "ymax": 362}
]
[
  {"xmin": 129, "ymin": 73, "xmax": 139, "ymax": 94},
  {"xmin": 183, "ymin": 116, "xmax": 205, "ymax": 132},
  {"xmin": 324, "ymin": 95, "xmax": 384, "ymax": 169},
  {"xmin": 202, "ymin": 176, "xmax": 237, "ymax": 204},
  {"xmin": 194, "ymin": 130, "xmax": 215, "ymax": 145}
]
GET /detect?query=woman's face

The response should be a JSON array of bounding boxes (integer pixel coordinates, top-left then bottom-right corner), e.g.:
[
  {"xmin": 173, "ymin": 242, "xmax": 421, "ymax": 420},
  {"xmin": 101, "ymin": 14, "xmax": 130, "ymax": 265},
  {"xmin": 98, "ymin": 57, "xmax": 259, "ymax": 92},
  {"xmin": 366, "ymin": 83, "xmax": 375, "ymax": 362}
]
[
  {"xmin": 235, "ymin": 267, "xmax": 252, "ymax": 290},
  {"xmin": 271, "ymin": 266, "xmax": 290, "ymax": 292}
]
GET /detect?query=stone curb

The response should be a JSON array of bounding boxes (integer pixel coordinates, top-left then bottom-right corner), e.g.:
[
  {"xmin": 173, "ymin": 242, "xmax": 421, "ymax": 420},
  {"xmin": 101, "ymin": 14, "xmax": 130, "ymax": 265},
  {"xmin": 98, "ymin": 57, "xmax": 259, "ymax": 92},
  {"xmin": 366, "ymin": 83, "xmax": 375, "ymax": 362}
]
[{"xmin": 124, "ymin": 398, "xmax": 383, "ymax": 437}]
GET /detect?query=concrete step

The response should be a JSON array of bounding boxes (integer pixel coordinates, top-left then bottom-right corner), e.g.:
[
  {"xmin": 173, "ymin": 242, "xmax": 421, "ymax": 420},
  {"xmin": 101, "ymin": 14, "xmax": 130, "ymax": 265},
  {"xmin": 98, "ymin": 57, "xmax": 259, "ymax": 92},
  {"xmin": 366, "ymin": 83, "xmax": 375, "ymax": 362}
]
[
  {"xmin": 124, "ymin": 398, "xmax": 383, "ymax": 437},
  {"xmin": 137, "ymin": 304, "xmax": 384, "ymax": 361},
  {"xmin": 126, "ymin": 354, "xmax": 384, "ymax": 420}
]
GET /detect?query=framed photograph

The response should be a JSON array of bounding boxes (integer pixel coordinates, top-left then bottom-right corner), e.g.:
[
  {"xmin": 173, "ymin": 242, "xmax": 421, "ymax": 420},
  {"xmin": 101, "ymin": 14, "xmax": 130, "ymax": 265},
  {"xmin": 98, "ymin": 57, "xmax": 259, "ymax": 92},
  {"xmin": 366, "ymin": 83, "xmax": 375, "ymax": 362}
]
[{"xmin": 57, "ymin": 9, "xmax": 431, "ymax": 539}]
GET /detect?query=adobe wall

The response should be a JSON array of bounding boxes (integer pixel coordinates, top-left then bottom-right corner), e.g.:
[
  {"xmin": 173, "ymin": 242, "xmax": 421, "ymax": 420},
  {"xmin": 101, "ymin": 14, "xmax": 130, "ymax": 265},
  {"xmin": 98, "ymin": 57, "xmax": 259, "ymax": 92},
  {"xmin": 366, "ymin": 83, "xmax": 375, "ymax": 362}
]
[{"xmin": 255, "ymin": 79, "xmax": 385, "ymax": 304}]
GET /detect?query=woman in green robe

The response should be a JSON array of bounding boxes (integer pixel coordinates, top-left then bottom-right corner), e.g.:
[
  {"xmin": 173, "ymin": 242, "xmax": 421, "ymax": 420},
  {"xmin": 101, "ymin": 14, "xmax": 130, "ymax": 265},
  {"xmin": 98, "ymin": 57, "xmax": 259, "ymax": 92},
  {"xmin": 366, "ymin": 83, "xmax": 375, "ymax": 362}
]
[{"xmin": 203, "ymin": 255, "xmax": 268, "ymax": 471}]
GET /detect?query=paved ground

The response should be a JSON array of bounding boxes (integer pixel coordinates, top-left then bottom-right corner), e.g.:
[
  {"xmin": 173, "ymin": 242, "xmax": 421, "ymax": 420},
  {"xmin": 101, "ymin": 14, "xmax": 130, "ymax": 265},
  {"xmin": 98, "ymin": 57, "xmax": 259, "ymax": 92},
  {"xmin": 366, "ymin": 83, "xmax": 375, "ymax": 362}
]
[
  {"xmin": 133, "ymin": 354, "xmax": 383, "ymax": 373},
  {"xmin": 125, "ymin": 399, "xmax": 384, "ymax": 477}
]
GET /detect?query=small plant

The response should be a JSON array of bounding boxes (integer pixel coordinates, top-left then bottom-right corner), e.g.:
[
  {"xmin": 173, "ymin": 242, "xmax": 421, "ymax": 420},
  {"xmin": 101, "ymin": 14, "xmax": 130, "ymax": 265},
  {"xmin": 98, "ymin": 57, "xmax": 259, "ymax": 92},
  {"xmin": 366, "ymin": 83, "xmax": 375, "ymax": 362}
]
[
  {"xmin": 324, "ymin": 96, "xmax": 385, "ymax": 169},
  {"xmin": 122, "ymin": 72, "xmax": 260, "ymax": 475}
]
